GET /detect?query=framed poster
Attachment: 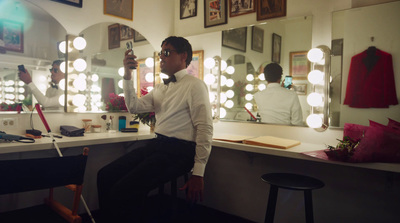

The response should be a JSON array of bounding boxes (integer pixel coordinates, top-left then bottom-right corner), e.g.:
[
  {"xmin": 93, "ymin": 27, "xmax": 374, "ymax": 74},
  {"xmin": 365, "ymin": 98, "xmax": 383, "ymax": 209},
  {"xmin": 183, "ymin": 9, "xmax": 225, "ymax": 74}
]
[
  {"xmin": 289, "ymin": 51, "xmax": 310, "ymax": 80},
  {"xmin": 251, "ymin": 26, "xmax": 264, "ymax": 53},
  {"xmin": 108, "ymin": 23, "xmax": 120, "ymax": 49},
  {"xmin": 1, "ymin": 20, "xmax": 24, "ymax": 53},
  {"xmin": 136, "ymin": 58, "xmax": 154, "ymax": 97},
  {"xmin": 187, "ymin": 50, "xmax": 204, "ymax": 80},
  {"xmin": 271, "ymin": 33, "xmax": 281, "ymax": 63},
  {"xmin": 51, "ymin": 0, "xmax": 82, "ymax": 8},
  {"xmin": 133, "ymin": 29, "xmax": 146, "ymax": 42},
  {"xmin": 229, "ymin": 0, "xmax": 255, "ymax": 17},
  {"xmin": 222, "ymin": 27, "xmax": 247, "ymax": 52},
  {"xmin": 180, "ymin": 0, "xmax": 198, "ymax": 19},
  {"xmin": 204, "ymin": 0, "xmax": 227, "ymax": 28},
  {"xmin": 293, "ymin": 84, "xmax": 307, "ymax": 95},
  {"xmin": 104, "ymin": 0, "xmax": 133, "ymax": 21},
  {"xmin": 257, "ymin": 0, "xmax": 286, "ymax": 21},
  {"xmin": 120, "ymin": 25, "xmax": 133, "ymax": 40}
]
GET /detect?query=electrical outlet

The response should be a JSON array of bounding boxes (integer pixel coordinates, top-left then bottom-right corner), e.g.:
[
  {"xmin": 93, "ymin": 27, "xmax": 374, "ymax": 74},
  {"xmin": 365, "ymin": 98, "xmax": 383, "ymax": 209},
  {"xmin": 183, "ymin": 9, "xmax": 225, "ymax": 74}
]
[{"xmin": 0, "ymin": 118, "xmax": 18, "ymax": 130}]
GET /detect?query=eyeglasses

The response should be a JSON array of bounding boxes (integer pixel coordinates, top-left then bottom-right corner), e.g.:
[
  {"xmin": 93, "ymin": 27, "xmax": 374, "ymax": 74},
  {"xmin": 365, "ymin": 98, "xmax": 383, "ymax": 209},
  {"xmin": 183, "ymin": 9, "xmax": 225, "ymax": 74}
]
[
  {"xmin": 49, "ymin": 68, "xmax": 58, "ymax": 73},
  {"xmin": 158, "ymin": 49, "xmax": 177, "ymax": 57}
]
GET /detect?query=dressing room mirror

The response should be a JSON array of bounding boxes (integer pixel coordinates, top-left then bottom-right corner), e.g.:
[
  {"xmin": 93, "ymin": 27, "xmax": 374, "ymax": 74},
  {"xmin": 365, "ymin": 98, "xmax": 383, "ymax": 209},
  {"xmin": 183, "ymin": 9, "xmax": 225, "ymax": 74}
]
[
  {"xmin": 330, "ymin": 1, "xmax": 400, "ymax": 127},
  {"xmin": 0, "ymin": 1, "xmax": 66, "ymax": 113},
  {"xmin": 219, "ymin": 16, "xmax": 312, "ymax": 126},
  {"xmin": 65, "ymin": 23, "xmax": 155, "ymax": 112}
]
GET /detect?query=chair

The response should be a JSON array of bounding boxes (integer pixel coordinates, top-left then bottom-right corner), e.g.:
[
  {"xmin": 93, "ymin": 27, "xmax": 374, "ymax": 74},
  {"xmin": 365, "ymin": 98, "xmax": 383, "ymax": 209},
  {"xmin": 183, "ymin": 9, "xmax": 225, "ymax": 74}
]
[
  {"xmin": 261, "ymin": 173, "xmax": 324, "ymax": 223},
  {"xmin": 0, "ymin": 147, "xmax": 89, "ymax": 223}
]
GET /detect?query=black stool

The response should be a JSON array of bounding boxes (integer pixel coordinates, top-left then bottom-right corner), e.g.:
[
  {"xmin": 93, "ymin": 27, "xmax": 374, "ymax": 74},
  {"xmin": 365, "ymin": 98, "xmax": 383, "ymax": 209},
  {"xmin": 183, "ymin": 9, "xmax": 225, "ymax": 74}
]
[
  {"xmin": 158, "ymin": 172, "xmax": 189, "ymax": 198},
  {"xmin": 261, "ymin": 173, "xmax": 324, "ymax": 223}
]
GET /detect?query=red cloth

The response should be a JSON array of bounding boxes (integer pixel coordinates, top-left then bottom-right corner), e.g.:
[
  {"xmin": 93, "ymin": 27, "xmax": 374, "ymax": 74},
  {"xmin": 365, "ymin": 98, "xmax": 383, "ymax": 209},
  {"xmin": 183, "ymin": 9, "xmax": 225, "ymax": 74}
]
[{"xmin": 344, "ymin": 48, "xmax": 398, "ymax": 108}]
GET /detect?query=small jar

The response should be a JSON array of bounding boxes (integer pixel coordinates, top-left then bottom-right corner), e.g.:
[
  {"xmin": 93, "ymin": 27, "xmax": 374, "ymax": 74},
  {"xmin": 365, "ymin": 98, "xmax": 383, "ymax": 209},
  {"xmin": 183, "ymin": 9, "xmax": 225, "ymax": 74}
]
[
  {"xmin": 82, "ymin": 119, "xmax": 92, "ymax": 133},
  {"xmin": 91, "ymin": 124, "xmax": 102, "ymax": 133}
]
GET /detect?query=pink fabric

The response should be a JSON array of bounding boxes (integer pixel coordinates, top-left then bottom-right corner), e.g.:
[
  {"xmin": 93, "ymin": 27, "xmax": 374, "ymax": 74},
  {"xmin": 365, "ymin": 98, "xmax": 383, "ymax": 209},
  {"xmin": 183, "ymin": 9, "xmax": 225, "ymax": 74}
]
[
  {"xmin": 388, "ymin": 118, "xmax": 400, "ymax": 131},
  {"xmin": 343, "ymin": 123, "xmax": 368, "ymax": 142}
]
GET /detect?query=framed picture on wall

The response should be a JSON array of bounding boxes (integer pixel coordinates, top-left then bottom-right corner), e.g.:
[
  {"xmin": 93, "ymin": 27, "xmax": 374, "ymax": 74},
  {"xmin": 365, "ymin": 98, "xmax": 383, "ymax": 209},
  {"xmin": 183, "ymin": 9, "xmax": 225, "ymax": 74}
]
[
  {"xmin": 1, "ymin": 20, "xmax": 24, "ymax": 53},
  {"xmin": 180, "ymin": 0, "xmax": 198, "ymax": 19},
  {"xmin": 229, "ymin": 0, "xmax": 255, "ymax": 17},
  {"xmin": 256, "ymin": 0, "xmax": 286, "ymax": 21},
  {"xmin": 251, "ymin": 26, "xmax": 264, "ymax": 53},
  {"xmin": 187, "ymin": 50, "xmax": 204, "ymax": 80},
  {"xmin": 120, "ymin": 25, "xmax": 133, "ymax": 40},
  {"xmin": 293, "ymin": 84, "xmax": 307, "ymax": 95},
  {"xmin": 51, "ymin": 0, "xmax": 82, "ymax": 8},
  {"xmin": 289, "ymin": 51, "xmax": 310, "ymax": 80},
  {"xmin": 222, "ymin": 27, "xmax": 247, "ymax": 52},
  {"xmin": 108, "ymin": 23, "xmax": 120, "ymax": 49},
  {"xmin": 133, "ymin": 29, "xmax": 146, "ymax": 42},
  {"xmin": 204, "ymin": 0, "xmax": 227, "ymax": 28},
  {"xmin": 271, "ymin": 33, "xmax": 281, "ymax": 63},
  {"xmin": 104, "ymin": 0, "xmax": 133, "ymax": 20}
]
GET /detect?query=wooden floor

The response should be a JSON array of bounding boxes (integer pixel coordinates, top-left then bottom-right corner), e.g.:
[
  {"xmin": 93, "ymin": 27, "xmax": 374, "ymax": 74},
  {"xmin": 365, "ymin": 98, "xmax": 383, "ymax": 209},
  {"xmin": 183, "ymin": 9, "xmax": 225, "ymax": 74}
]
[{"xmin": 0, "ymin": 195, "xmax": 255, "ymax": 223}]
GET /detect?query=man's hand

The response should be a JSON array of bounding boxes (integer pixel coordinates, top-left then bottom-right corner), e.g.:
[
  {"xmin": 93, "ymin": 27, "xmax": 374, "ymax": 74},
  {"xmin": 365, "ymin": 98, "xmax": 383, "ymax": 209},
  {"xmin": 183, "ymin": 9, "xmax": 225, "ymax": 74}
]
[
  {"xmin": 123, "ymin": 49, "xmax": 138, "ymax": 80},
  {"xmin": 18, "ymin": 69, "xmax": 32, "ymax": 84},
  {"xmin": 179, "ymin": 175, "xmax": 204, "ymax": 203}
]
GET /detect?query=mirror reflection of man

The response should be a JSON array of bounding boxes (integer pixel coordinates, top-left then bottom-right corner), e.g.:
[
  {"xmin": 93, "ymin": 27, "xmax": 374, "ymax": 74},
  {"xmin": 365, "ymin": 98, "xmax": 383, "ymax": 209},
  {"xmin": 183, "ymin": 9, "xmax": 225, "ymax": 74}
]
[
  {"xmin": 254, "ymin": 63, "xmax": 303, "ymax": 125},
  {"xmin": 18, "ymin": 60, "xmax": 64, "ymax": 110}
]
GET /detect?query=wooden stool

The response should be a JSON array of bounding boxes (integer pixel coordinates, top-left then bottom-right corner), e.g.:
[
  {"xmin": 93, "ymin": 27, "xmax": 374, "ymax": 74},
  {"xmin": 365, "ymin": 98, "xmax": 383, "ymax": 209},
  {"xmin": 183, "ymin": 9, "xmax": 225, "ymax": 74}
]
[{"xmin": 261, "ymin": 173, "xmax": 324, "ymax": 223}]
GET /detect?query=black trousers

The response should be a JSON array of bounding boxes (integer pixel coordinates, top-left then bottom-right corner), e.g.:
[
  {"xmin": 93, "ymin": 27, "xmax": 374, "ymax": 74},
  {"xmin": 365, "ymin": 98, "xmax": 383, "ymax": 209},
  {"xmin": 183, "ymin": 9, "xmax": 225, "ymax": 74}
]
[{"xmin": 97, "ymin": 135, "xmax": 195, "ymax": 221}]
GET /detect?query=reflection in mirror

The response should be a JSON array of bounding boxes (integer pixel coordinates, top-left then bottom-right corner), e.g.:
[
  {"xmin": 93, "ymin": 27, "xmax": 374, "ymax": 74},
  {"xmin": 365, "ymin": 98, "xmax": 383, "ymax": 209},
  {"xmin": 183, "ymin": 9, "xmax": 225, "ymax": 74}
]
[
  {"xmin": 220, "ymin": 16, "xmax": 312, "ymax": 126},
  {"xmin": 331, "ymin": 1, "xmax": 400, "ymax": 127},
  {"xmin": 66, "ymin": 23, "xmax": 155, "ymax": 112},
  {"xmin": 0, "ymin": 1, "xmax": 66, "ymax": 112}
]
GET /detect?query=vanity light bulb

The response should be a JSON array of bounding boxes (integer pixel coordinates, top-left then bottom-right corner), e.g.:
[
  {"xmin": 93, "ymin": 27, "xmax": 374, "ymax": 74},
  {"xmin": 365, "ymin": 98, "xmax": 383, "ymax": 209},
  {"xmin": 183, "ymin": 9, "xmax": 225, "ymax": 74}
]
[
  {"xmin": 59, "ymin": 41, "xmax": 66, "ymax": 54},
  {"xmin": 245, "ymin": 103, "xmax": 253, "ymax": 110},
  {"xmin": 73, "ymin": 78, "xmax": 87, "ymax": 91},
  {"xmin": 307, "ymin": 48, "xmax": 324, "ymax": 62},
  {"xmin": 117, "ymin": 67, "xmax": 125, "ymax": 77},
  {"xmin": 308, "ymin": 70, "xmax": 324, "ymax": 84},
  {"xmin": 73, "ymin": 37, "xmax": 87, "ymax": 50},
  {"xmin": 258, "ymin": 83, "xmax": 266, "ymax": 91},
  {"xmin": 209, "ymin": 92, "xmax": 216, "ymax": 103},
  {"xmin": 245, "ymin": 93, "xmax": 253, "ymax": 101},
  {"xmin": 78, "ymin": 73, "xmax": 87, "ymax": 80},
  {"xmin": 220, "ymin": 75, "xmax": 227, "ymax": 86},
  {"xmin": 226, "ymin": 66, "xmax": 235, "ymax": 75},
  {"xmin": 91, "ymin": 74, "xmax": 99, "ymax": 82},
  {"xmin": 145, "ymin": 57, "xmax": 154, "ymax": 68},
  {"xmin": 18, "ymin": 81, "xmax": 24, "ymax": 86},
  {"xmin": 60, "ymin": 62, "xmax": 66, "ymax": 73},
  {"xmin": 307, "ymin": 93, "xmax": 323, "ymax": 106},
  {"xmin": 225, "ymin": 100, "xmax": 234, "ymax": 108},
  {"xmin": 59, "ymin": 79, "xmax": 66, "ymax": 90},
  {"xmin": 204, "ymin": 73, "xmax": 216, "ymax": 85},
  {"xmin": 146, "ymin": 86, "xmax": 154, "ymax": 92},
  {"xmin": 226, "ymin": 90, "xmax": 235, "ymax": 98},
  {"xmin": 220, "ymin": 60, "xmax": 227, "ymax": 71},
  {"xmin": 226, "ymin": 79, "xmax": 234, "ymax": 87},
  {"xmin": 5, "ymin": 80, "xmax": 14, "ymax": 86},
  {"xmin": 259, "ymin": 73, "xmax": 265, "ymax": 81},
  {"xmin": 73, "ymin": 59, "xmax": 87, "ymax": 72},
  {"xmin": 245, "ymin": 84, "xmax": 254, "ymax": 91},
  {"xmin": 145, "ymin": 72, "xmax": 154, "ymax": 82},
  {"xmin": 306, "ymin": 114, "xmax": 323, "ymax": 128},
  {"xmin": 58, "ymin": 94, "xmax": 65, "ymax": 106},
  {"xmin": 18, "ymin": 88, "xmax": 25, "ymax": 93},
  {"xmin": 18, "ymin": 95, "xmax": 25, "ymax": 100},
  {"xmin": 118, "ymin": 79, "xmax": 123, "ymax": 89},
  {"xmin": 220, "ymin": 108, "xmax": 227, "ymax": 118},
  {"xmin": 38, "ymin": 83, "xmax": 47, "ymax": 92},
  {"xmin": 246, "ymin": 74, "xmax": 254, "ymax": 81},
  {"xmin": 220, "ymin": 93, "xmax": 227, "ymax": 103},
  {"xmin": 204, "ymin": 58, "xmax": 216, "ymax": 69},
  {"xmin": 72, "ymin": 94, "xmax": 86, "ymax": 106}
]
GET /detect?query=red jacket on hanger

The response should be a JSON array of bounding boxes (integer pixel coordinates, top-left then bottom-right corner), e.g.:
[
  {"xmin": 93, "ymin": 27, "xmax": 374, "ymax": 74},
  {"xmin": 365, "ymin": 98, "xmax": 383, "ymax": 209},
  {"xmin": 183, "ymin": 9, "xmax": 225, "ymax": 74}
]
[{"xmin": 344, "ymin": 48, "xmax": 398, "ymax": 108}]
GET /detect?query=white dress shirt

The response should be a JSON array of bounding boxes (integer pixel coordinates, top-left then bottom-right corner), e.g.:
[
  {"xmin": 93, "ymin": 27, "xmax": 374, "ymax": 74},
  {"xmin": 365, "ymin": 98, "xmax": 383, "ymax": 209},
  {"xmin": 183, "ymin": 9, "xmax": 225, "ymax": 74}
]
[
  {"xmin": 28, "ymin": 82, "xmax": 64, "ymax": 111},
  {"xmin": 254, "ymin": 83, "xmax": 303, "ymax": 125},
  {"xmin": 123, "ymin": 69, "xmax": 213, "ymax": 176}
]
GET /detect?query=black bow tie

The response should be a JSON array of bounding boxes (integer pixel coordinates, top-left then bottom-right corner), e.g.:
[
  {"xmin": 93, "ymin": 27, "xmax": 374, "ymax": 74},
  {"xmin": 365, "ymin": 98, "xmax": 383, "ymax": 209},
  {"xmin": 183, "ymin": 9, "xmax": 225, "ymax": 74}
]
[
  {"xmin": 50, "ymin": 82, "xmax": 58, "ymax": 89},
  {"xmin": 163, "ymin": 75, "xmax": 176, "ymax": 85}
]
